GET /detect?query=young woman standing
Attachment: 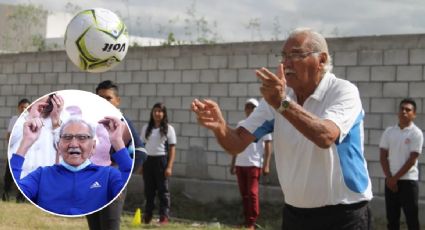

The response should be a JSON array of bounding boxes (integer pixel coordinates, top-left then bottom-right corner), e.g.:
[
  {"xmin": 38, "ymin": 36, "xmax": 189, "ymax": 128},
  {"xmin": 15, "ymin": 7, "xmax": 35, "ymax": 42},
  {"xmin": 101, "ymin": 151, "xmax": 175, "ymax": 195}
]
[{"xmin": 140, "ymin": 102, "xmax": 176, "ymax": 225}]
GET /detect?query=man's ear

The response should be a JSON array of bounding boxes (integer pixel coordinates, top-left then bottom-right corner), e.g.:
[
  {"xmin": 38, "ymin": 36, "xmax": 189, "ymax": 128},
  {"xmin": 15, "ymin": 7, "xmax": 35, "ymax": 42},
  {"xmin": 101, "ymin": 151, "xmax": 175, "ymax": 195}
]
[
  {"xmin": 90, "ymin": 139, "xmax": 97, "ymax": 156},
  {"xmin": 318, "ymin": 52, "xmax": 327, "ymax": 71},
  {"xmin": 320, "ymin": 52, "xmax": 327, "ymax": 65}
]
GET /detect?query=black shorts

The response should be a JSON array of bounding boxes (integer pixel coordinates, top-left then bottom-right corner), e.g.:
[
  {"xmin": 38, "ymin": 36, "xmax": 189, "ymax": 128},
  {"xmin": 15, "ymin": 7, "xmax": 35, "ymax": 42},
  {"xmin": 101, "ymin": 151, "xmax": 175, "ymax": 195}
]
[{"xmin": 282, "ymin": 201, "xmax": 371, "ymax": 230}]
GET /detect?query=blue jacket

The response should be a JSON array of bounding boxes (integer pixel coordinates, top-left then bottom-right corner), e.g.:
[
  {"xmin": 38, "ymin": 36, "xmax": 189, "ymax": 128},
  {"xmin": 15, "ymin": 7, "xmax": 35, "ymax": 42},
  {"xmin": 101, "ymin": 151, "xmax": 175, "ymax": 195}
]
[
  {"xmin": 124, "ymin": 116, "xmax": 147, "ymax": 168},
  {"xmin": 10, "ymin": 148, "xmax": 132, "ymax": 216}
]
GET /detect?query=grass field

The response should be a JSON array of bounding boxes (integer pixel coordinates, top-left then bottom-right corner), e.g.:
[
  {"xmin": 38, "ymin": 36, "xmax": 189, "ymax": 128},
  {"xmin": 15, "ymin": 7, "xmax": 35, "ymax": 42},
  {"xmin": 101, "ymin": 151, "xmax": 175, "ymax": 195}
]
[
  {"xmin": 1, "ymin": 193, "xmax": 397, "ymax": 230},
  {"xmin": 0, "ymin": 200, "xmax": 239, "ymax": 230}
]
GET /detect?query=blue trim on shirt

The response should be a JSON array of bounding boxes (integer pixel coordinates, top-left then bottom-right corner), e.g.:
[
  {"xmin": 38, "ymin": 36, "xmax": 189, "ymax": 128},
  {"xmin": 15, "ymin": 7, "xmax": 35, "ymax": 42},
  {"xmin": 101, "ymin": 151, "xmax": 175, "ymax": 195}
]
[
  {"xmin": 336, "ymin": 112, "xmax": 369, "ymax": 193},
  {"xmin": 252, "ymin": 119, "xmax": 274, "ymax": 141}
]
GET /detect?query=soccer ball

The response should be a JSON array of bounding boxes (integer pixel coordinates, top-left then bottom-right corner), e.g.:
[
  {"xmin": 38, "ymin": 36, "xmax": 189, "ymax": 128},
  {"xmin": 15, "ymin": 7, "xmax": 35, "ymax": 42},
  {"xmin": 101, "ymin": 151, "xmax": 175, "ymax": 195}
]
[{"xmin": 65, "ymin": 8, "xmax": 129, "ymax": 73}]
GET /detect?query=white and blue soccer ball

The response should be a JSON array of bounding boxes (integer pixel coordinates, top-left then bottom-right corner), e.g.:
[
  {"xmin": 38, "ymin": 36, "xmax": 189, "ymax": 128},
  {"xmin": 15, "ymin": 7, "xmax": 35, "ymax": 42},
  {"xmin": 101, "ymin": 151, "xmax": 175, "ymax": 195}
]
[{"xmin": 65, "ymin": 8, "xmax": 129, "ymax": 73}]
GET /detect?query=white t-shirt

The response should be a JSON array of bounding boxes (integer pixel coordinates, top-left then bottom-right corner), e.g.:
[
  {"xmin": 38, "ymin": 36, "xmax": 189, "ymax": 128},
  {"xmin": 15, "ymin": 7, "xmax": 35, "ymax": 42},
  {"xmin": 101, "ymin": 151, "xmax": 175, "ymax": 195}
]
[
  {"xmin": 379, "ymin": 123, "xmax": 423, "ymax": 180},
  {"xmin": 240, "ymin": 72, "xmax": 373, "ymax": 208},
  {"xmin": 140, "ymin": 124, "xmax": 176, "ymax": 156},
  {"xmin": 235, "ymin": 120, "xmax": 272, "ymax": 167},
  {"xmin": 7, "ymin": 115, "xmax": 19, "ymax": 133},
  {"xmin": 8, "ymin": 111, "xmax": 70, "ymax": 178}
]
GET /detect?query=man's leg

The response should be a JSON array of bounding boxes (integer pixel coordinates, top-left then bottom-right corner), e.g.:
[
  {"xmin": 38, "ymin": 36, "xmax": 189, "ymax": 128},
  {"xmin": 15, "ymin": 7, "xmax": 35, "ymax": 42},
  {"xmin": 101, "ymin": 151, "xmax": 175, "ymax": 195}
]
[
  {"xmin": 2, "ymin": 162, "xmax": 12, "ymax": 201},
  {"xmin": 235, "ymin": 167, "xmax": 249, "ymax": 226},
  {"xmin": 143, "ymin": 157, "xmax": 157, "ymax": 223},
  {"xmin": 97, "ymin": 188, "xmax": 127, "ymax": 230},
  {"xmin": 246, "ymin": 166, "xmax": 261, "ymax": 227},
  {"xmin": 399, "ymin": 180, "xmax": 419, "ymax": 230},
  {"xmin": 86, "ymin": 211, "xmax": 101, "ymax": 230},
  {"xmin": 157, "ymin": 156, "xmax": 170, "ymax": 222},
  {"xmin": 385, "ymin": 185, "xmax": 401, "ymax": 230}
]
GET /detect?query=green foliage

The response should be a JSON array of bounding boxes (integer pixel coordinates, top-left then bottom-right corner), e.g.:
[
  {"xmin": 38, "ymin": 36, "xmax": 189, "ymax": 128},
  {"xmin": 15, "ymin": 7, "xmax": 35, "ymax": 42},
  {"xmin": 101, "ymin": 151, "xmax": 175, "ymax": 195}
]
[
  {"xmin": 64, "ymin": 2, "xmax": 82, "ymax": 14},
  {"xmin": 154, "ymin": 0, "xmax": 221, "ymax": 46},
  {"xmin": 2, "ymin": 4, "xmax": 47, "ymax": 52},
  {"xmin": 32, "ymin": 34, "xmax": 46, "ymax": 51},
  {"xmin": 272, "ymin": 16, "xmax": 282, "ymax": 41},
  {"xmin": 245, "ymin": 17, "xmax": 263, "ymax": 41}
]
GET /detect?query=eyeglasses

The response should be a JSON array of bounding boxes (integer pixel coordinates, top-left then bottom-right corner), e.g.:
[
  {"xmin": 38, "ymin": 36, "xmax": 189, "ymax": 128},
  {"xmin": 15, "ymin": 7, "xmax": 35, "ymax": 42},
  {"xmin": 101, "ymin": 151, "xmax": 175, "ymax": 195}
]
[
  {"xmin": 278, "ymin": 51, "xmax": 320, "ymax": 63},
  {"xmin": 60, "ymin": 134, "xmax": 92, "ymax": 143}
]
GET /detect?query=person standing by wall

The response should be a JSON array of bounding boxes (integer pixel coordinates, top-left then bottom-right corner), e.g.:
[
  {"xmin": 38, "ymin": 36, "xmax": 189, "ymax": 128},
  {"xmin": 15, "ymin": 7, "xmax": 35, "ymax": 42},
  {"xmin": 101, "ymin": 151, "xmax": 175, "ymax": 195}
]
[
  {"xmin": 230, "ymin": 98, "xmax": 272, "ymax": 229},
  {"xmin": 86, "ymin": 80, "xmax": 147, "ymax": 230},
  {"xmin": 379, "ymin": 98, "xmax": 423, "ymax": 230},
  {"xmin": 140, "ymin": 102, "xmax": 176, "ymax": 225},
  {"xmin": 192, "ymin": 27, "xmax": 373, "ymax": 230},
  {"xmin": 2, "ymin": 98, "xmax": 30, "ymax": 202}
]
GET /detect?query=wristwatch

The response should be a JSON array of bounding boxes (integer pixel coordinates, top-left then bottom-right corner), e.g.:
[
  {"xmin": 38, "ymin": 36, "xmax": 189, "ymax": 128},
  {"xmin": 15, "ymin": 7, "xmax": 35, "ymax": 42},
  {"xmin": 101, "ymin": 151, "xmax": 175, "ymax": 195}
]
[{"xmin": 276, "ymin": 96, "xmax": 291, "ymax": 113}]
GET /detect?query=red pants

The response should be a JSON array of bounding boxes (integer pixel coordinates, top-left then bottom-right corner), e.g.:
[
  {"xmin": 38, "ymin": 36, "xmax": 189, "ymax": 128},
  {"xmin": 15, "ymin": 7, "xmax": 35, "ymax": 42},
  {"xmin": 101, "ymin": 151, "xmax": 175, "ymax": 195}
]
[{"xmin": 235, "ymin": 166, "xmax": 261, "ymax": 227}]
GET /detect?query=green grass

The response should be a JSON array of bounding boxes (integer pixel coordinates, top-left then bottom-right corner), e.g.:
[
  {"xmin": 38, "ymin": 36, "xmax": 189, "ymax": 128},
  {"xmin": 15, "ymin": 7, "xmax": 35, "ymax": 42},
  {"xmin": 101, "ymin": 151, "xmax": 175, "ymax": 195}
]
[
  {"xmin": 0, "ymin": 200, "xmax": 237, "ymax": 230},
  {"xmin": 0, "ymin": 201, "xmax": 86, "ymax": 230},
  {"xmin": 123, "ymin": 191, "xmax": 283, "ymax": 230},
  {"xmin": 1, "ymin": 192, "xmax": 393, "ymax": 230}
]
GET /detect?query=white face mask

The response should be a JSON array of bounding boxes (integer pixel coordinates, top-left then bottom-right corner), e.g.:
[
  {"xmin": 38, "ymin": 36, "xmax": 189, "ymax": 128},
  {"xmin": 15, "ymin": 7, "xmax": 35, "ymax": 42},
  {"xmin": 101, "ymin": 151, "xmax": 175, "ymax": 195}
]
[{"xmin": 60, "ymin": 159, "xmax": 91, "ymax": 172}]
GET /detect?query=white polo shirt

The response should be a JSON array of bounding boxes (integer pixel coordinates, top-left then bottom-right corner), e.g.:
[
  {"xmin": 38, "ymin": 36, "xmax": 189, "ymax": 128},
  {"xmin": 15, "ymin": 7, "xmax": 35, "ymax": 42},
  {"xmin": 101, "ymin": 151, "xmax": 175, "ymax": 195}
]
[
  {"xmin": 240, "ymin": 72, "xmax": 373, "ymax": 208},
  {"xmin": 235, "ymin": 120, "xmax": 272, "ymax": 167},
  {"xmin": 379, "ymin": 123, "xmax": 423, "ymax": 180},
  {"xmin": 140, "ymin": 124, "xmax": 177, "ymax": 156}
]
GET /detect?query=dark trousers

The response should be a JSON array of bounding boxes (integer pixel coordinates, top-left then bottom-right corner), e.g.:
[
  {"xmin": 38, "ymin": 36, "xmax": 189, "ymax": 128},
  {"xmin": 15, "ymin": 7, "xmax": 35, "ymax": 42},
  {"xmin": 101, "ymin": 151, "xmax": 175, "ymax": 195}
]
[
  {"xmin": 86, "ymin": 188, "xmax": 127, "ymax": 230},
  {"xmin": 3, "ymin": 161, "xmax": 13, "ymax": 193},
  {"xmin": 282, "ymin": 201, "xmax": 371, "ymax": 230},
  {"xmin": 143, "ymin": 155, "xmax": 170, "ymax": 217},
  {"xmin": 2, "ymin": 161, "xmax": 25, "ymax": 202},
  {"xmin": 385, "ymin": 180, "xmax": 419, "ymax": 230},
  {"xmin": 235, "ymin": 166, "xmax": 261, "ymax": 227}
]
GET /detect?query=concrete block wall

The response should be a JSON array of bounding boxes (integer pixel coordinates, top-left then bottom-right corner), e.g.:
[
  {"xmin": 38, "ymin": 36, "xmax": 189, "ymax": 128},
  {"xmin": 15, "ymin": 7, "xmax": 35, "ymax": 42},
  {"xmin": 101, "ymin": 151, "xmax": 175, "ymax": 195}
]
[{"xmin": 0, "ymin": 34, "xmax": 425, "ymax": 207}]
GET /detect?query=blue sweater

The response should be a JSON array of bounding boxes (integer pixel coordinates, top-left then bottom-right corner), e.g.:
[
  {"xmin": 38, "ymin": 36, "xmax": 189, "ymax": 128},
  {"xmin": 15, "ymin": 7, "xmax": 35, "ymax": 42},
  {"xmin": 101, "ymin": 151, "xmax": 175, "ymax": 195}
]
[{"xmin": 10, "ymin": 148, "xmax": 132, "ymax": 216}]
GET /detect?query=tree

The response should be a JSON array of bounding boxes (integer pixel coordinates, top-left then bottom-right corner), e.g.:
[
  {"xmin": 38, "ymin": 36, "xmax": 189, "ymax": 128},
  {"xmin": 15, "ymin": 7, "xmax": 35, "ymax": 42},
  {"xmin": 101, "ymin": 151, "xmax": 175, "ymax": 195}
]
[
  {"xmin": 1, "ymin": 4, "xmax": 47, "ymax": 52},
  {"xmin": 245, "ymin": 17, "xmax": 263, "ymax": 41},
  {"xmin": 272, "ymin": 16, "xmax": 282, "ymax": 41},
  {"xmin": 64, "ymin": 2, "xmax": 82, "ymax": 14},
  {"xmin": 179, "ymin": 0, "xmax": 221, "ymax": 44}
]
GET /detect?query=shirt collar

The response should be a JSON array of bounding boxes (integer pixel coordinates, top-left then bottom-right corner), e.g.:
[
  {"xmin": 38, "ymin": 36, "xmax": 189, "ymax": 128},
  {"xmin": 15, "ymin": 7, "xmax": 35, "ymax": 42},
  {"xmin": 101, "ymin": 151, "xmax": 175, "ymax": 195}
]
[
  {"xmin": 309, "ymin": 72, "xmax": 335, "ymax": 101},
  {"xmin": 60, "ymin": 159, "xmax": 92, "ymax": 172},
  {"xmin": 398, "ymin": 122, "xmax": 415, "ymax": 131}
]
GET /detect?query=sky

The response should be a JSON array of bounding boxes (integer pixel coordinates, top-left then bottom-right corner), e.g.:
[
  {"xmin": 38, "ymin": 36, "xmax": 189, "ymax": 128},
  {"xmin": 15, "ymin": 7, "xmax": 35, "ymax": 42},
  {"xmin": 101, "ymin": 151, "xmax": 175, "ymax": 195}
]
[{"xmin": 1, "ymin": 0, "xmax": 425, "ymax": 43}]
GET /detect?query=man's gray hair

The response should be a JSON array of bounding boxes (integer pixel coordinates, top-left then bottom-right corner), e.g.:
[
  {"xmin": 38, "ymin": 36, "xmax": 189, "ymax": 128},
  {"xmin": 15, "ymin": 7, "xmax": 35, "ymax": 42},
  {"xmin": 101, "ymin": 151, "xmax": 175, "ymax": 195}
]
[
  {"xmin": 59, "ymin": 118, "xmax": 96, "ymax": 137},
  {"xmin": 288, "ymin": 27, "xmax": 333, "ymax": 73}
]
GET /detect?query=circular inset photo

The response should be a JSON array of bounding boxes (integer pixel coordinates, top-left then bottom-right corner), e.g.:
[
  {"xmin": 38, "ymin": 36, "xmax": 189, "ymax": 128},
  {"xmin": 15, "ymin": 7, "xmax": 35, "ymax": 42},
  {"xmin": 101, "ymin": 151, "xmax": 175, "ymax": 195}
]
[{"xmin": 7, "ymin": 89, "xmax": 134, "ymax": 217}]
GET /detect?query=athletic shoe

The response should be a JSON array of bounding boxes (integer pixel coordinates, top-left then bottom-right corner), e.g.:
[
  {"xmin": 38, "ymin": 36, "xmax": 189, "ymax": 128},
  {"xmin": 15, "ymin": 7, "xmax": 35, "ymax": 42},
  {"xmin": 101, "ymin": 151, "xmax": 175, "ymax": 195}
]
[
  {"xmin": 143, "ymin": 213, "xmax": 152, "ymax": 224},
  {"xmin": 159, "ymin": 216, "xmax": 169, "ymax": 225}
]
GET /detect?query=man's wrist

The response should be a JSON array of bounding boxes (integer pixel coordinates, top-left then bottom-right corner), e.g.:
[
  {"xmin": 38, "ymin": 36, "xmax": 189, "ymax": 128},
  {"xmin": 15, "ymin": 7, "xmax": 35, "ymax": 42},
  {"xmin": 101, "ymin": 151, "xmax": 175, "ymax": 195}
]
[
  {"xmin": 52, "ymin": 119, "xmax": 62, "ymax": 129},
  {"xmin": 111, "ymin": 140, "xmax": 125, "ymax": 151},
  {"xmin": 276, "ymin": 96, "xmax": 291, "ymax": 113}
]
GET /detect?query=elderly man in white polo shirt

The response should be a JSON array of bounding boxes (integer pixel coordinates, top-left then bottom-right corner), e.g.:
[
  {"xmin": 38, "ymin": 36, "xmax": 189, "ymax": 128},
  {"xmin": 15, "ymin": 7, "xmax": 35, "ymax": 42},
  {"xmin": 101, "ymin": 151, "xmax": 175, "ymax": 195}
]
[
  {"xmin": 192, "ymin": 27, "xmax": 372, "ymax": 230},
  {"xmin": 230, "ymin": 98, "xmax": 272, "ymax": 229}
]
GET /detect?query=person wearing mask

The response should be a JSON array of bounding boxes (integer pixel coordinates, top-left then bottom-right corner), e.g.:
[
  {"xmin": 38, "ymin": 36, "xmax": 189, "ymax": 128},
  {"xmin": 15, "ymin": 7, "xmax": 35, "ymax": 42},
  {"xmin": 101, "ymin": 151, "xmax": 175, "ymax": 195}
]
[{"xmin": 10, "ymin": 117, "xmax": 132, "ymax": 215}]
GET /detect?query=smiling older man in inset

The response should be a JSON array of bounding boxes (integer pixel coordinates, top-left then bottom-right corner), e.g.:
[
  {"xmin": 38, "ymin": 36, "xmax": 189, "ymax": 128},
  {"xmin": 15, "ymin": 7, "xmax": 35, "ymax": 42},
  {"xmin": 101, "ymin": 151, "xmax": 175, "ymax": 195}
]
[{"xmin": 10, "ymin": 117, "xmax": 132, "ymax": 216}]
